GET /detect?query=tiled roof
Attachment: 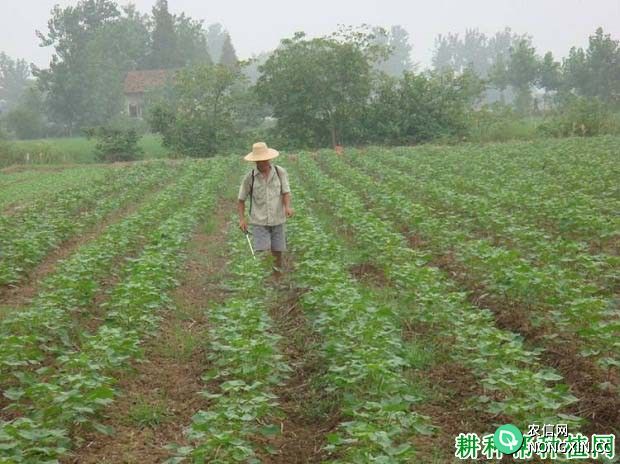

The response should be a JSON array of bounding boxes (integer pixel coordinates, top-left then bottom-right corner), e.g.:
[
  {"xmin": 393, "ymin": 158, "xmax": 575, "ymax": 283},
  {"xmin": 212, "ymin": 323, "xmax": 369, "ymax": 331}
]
[{"xmin": 123, "ymin": 69, "xmax": 175, "ymax": 94}]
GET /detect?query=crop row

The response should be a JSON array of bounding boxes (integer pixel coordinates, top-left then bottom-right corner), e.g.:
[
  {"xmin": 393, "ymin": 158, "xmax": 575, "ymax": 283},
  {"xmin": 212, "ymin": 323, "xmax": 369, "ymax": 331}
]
[
  {"xmin": 321, "ymin": 152, "xmax": 620, "ymax": 375},
  {"xmin": 351, "ymin": 149, "xmax": 618, "ymax": 291},
  {"xmin": 283, "ymin": 184, "xmax": 433, "ymax": 462},
  {"xmin": 0, "ymin": 166, "xmax": 108, "ymax": 211},
  {"xmin": 293, "ymin": 154, "xmax": 580, "ymax": 427},
  {"xmin": 0, "ymin": 162, "xmax": 208, "ymax": 384},
  {"xmin": 0, "ymin": 158, "xmax": 231, "ymax": 463},
  {"xmin": 378, "ymin": 139, "xmax": 619, "ymax": 248},
  {"xmin": 0, "ymin": 162, "xmax": 178, "ymax": 286},
  {"xmin": 168, "ymin": 224, "xmax": 290, "ymax": 463}
]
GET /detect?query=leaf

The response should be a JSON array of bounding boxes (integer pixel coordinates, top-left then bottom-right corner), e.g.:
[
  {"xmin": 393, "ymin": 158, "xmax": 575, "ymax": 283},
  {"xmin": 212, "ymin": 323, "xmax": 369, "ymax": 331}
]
[{"xmin": 258, "ymin": 424, "xmax": 281, "ymax": 438}]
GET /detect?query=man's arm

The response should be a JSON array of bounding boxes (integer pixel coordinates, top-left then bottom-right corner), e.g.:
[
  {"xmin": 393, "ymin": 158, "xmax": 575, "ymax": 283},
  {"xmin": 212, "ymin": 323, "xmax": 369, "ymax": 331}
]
[
  {"xmin": 283, "ymin": 192, "xmax": 294, "ymax": 218},
  {"xmin": 279, "ymin": 168, "xmax": 293, "ymax": 218},
  {"xmin": 238, "ymin": 173, "xmax": 250, "ymax": 232},
  {"xmin": 238, "ymin": 200, "xmax": 248, "ymax": 232}
]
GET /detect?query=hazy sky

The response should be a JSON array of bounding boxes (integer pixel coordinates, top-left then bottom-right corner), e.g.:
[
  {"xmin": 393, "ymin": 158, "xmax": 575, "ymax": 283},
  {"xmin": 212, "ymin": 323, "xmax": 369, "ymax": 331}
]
[{"xmin": 1, "ymin": 0, "xmax": 619, "ymax": 69}]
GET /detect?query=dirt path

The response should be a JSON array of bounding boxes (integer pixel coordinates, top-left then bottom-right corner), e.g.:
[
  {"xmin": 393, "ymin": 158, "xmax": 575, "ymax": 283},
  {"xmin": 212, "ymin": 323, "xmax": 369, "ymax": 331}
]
[
  {"xmin": 255, "ymin": 273, "xmax": 338, "ymax": 463},
  {"xmin": 63, "ymin": 199, "xmax": 234, "ymax": 464}
]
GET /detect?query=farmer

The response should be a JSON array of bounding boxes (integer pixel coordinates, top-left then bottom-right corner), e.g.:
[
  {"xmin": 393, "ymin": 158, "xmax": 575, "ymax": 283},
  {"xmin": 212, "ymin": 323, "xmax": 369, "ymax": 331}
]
[{"xmin": 238, "ymin": 142, "xmax": 293, "ymax": 273}]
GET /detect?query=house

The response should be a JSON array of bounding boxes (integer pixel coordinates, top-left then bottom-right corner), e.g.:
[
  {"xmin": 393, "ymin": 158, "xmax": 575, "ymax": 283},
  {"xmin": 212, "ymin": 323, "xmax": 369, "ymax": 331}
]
[{"xmin": 123, "ymin": 69, "xmax": 175, "ymax": 118}]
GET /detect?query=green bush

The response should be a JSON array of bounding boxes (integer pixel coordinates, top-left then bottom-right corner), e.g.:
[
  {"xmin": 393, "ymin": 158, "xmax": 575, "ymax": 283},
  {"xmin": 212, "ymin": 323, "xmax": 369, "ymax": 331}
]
[
  {"xmin": 465, "ymin": 104, "xmax": 539, "ymax": 143},
  {"xmin": 537, "ymin": 96, "xmax": 615, "ymax": 137},
  {"xmin": 3, "ymin": 107, "xmax": 45, "ymax": 139},
  {"xmin": 85, "ymin": 126, "xmax": 144, "ymax": 163}
]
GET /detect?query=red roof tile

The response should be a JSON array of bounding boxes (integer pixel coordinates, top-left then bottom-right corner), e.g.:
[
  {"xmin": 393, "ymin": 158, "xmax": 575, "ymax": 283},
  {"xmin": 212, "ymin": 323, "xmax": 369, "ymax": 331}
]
[{"xmin": 123, "ymin": 69, "xmax": 176, "ymax": 94}]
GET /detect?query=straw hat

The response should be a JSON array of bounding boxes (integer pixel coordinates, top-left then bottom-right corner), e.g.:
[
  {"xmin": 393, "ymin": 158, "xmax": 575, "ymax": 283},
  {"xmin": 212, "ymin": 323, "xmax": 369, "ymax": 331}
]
[{"xmin": 244, "ymin": 142, "xmax": 279, "ymax": 162}]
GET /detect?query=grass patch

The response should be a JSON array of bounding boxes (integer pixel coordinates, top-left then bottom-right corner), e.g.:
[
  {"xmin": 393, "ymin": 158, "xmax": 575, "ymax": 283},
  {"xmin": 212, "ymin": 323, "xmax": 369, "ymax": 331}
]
[
  {"xmin": 127, "ymin": 396, "xmax": 170, "ymax": 428},
  {"xmin": 7, "ymin": 134, "xmax": 167, "ymax": 165}
]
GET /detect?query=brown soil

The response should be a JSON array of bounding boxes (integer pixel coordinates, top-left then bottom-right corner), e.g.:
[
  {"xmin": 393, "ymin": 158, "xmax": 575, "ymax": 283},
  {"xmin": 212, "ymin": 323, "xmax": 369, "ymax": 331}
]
[
  {"xmin": 254, "ymin": 275, "xmax": 339, "ymax": 463},
  {"xmin": 411, "ymin": 361, "xmax": 512, "ymax": 462},
  {"xmin": 422, "ymin": 241, "xmax": 620, "ymax": 435},
  {"xmin": 348, "ymin": 261, "xmax": 389, "ymax": 286},
  {"xmin": 63, "ymin": 199, "xmax": 234, "ymax": 464}
]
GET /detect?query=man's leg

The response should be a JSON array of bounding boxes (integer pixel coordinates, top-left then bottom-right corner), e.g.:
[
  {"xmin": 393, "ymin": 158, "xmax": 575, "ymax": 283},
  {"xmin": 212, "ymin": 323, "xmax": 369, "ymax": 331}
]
[
  {"xmin": 251, "ymin": 225, "xmax": 271, "ymax": 254},
  {"xmin": 270, "ymin": 224, "xmax": 286, "ymax": 274}
]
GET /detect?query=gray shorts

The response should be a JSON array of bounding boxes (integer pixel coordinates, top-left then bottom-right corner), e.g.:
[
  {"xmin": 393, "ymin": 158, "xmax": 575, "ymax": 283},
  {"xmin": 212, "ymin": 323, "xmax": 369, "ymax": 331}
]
[{"xmin": 251, "ymin": 224, "xmax": 286, "ymax": 252}]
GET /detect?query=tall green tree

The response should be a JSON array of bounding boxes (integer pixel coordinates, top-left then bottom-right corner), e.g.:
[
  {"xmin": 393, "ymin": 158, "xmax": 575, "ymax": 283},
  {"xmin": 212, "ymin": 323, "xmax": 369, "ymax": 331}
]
[
  {"xmin": 206, "ymin": 23, "xmax": 227, "ymax": 64},
  {"xmin": 175, "ymin": 13, "xmax": 212, "ymax": 66},
  {"xmin": 538, "ymin": 51, "xmax": 562, "ymax": 92},
  {"xmin": 489, "ymin": 53, "xmax": 510, "ymax": 102},
  {"xmin": 563, "ymin": 27, "xmax": 620, "ymax": 105},
  {"xmin": 148, "ymin": 0, "xmax": 178, "ymax": 68},
  {"xmin": 33, "ymin": 0, "xmax": 122, "ymax": 132},
  {"xmin": 256, "ymin": 31, "xmax": 373, "ymax": 147},
  {"xmin": 506, "ymin": 38, "xmax": 539, "ymax": 113},
  {"xmin": 4, "ymin": 84, "xmax": 46, "ymax": 139},
  {"xmin": 0, "ymin": 53, "xmax": 30, "ymax": 110},
  {"xmin": 220, "ymin": 33, "xmax": 239, "ymax": 70},
  {"xmin": 373, "ymin": 25, "xmax": 413, "ymax": 76},
  {"xmin": 148, "ymin": 64, "xmax": 240, "ymax": 156}
]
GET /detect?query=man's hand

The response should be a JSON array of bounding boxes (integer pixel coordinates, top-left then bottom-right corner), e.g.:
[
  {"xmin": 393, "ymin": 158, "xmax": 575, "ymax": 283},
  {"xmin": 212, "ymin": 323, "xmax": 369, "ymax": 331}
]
[
  {"xmin": 285, "ymin": 206, "xmax": 295, "ymax": 218},
  {"xmin": 239, "ymin": 218, "xmax": 248, "ymax": 232}
]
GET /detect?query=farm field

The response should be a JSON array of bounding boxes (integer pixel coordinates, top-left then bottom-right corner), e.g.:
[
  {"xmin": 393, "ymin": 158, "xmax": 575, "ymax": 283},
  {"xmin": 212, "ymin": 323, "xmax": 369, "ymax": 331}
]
[
  {"xmin": 4, "ymin": 134, "xmax": 168, "ymax": 167},
  {"xmin": 0, "ymin": 136, "xmax": 618, "ymax": 463}
]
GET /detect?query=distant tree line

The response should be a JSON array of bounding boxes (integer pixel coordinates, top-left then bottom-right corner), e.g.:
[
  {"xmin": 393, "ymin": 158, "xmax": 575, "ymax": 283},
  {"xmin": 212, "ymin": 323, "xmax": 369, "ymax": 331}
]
[
  {"xmin": 433, "ymin": 27, "xmax": 620, "ymax": 112},
  {"xmin": 0, "ymin": 0, "xmax": 238, "ymax": 139},
  {"xmin": 1, "ymin": 0, "xmax": 619, "ymax": 156}
]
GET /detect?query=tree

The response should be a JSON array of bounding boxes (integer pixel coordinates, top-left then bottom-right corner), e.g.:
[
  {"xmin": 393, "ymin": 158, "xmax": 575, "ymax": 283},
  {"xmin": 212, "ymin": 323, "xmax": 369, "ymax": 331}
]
[
  {"xmin": 506, "ymin": 38, "xmax": 539, "ymax": 113},
  {"xmin": 4, "ymin": 84, "xmax": 46, "ymax": 139},
  {"xmin": 0, "ymin": 53, "xmax": 30, "ymax": 109},
  {"xmin": 148, "ymin": 0, "xmax": 178, "ymax": 69},
  {"xmin": 373, "ymin": 25, "xmax": 413, "ymax": 76},
  {"xmin": 206, "ymin": 23, "xmax": 227, "ymax": 64},
  {"xmin": 33, "ymin": 0, "xmax": 123, "ymax": 132},
  {"xmin": 489, "ymin": 53, "xmax": 510, "ymax": 102},
  {"xmin": 365, "ymin": 69, "xmax": 483, "ymax": 144},
  {"xmin": 220, "ymin": 33, "xmax": 239, "ymax": 70},
  {"xmin": 256, "ymin": 31, "xmax": 373, "ymax": 148},
  {"xmin": 175, "ymin": 13, "xmax": 212, "ymax": 66},
  {"xmin": 538, "ymin": 51, "xmax": 562, "ymax": 92},
  {"xmin": 563, "ymin": 27, "xmax": 620, "ymax": 105},
  {"xmin": 148, "ymin": 64, "xmax": 240, "ymax": 156}
]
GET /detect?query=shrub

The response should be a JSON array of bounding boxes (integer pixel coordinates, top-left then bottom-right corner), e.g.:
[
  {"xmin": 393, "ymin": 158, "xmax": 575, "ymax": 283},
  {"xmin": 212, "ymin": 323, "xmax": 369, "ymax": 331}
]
[
  {"xmin": 466, "ymin": 104, "xmax": 539, "ymax": 143},
  {"xmin": 537, "ymin": 96, "xmax": 614, "ymax": 137},
  {"xmin": 85, "ymin": 126, "xmax": 144, "ymax": 163}
]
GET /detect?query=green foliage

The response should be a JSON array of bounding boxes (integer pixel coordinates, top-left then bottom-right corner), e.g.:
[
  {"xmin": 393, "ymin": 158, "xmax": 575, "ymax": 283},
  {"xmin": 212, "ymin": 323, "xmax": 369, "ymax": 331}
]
[
  {"xmin": 0, "ymin": 53, "xmax": 30, "ymax": 110},
  {"xmin": 538, "ymin": 96, "xmax": 615, "ymax": 137},
  {"xmin": 219, "ymin": 33, "xmax": 239, "ymax": 70},
  {"xmin": 256, "ymin": 30, "xmax": 374, "ymax": 148},
  {"xmin": 149, "ymin": 0, "xmax": 178, "ymax": 69},
  {"xmin": 466, "ymin": 104, "xmax": 539, "ymax": 142},
  {"xmin": 372, "ymin": 25, "xmax": 413, "ymax": 77},
  {"xmin": 0, "ymin": 160, "xmax": 227, "ymax": 462},
  {"xmin": 147, "ymin": 64, "xmax": 242, "ymax": 157},
  {"xmin": 94, "ymin": 128, "xmax": 142, "ymax": 162},
  {"xmin": 205, "ymin": 23, "xmax": 227, "ymax": 63},
  {"xmin": 506, "ymin": 38, "xmax": 539, "ymax": 113},
  {"xmin": 85, "ymin": 126, "xmax": 144, "ymax": 162},
  {"xmin": 562, "ymin": 27, "xmax": 620, "ymax": 106},
  {"xmin": 3, "ymin": 86, "xmax": 46, "ymax": 139},
  {"xmin": 433, "ymin": 27, "xmax": 525, "ymax": 79},
  {"xmin": 537, "ymin": 51, "xmax": 562, "ymax": 92},
  {"xmin": 365, "ymin": 69, "xmax": 483, "ymax": 144}
]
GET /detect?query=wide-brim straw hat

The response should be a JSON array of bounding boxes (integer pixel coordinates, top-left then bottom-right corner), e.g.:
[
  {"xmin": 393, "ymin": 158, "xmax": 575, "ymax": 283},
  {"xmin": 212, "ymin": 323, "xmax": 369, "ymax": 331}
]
[{"xmin": 244, "ymin": 142, "xmax": 279, "ymax": 162}]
